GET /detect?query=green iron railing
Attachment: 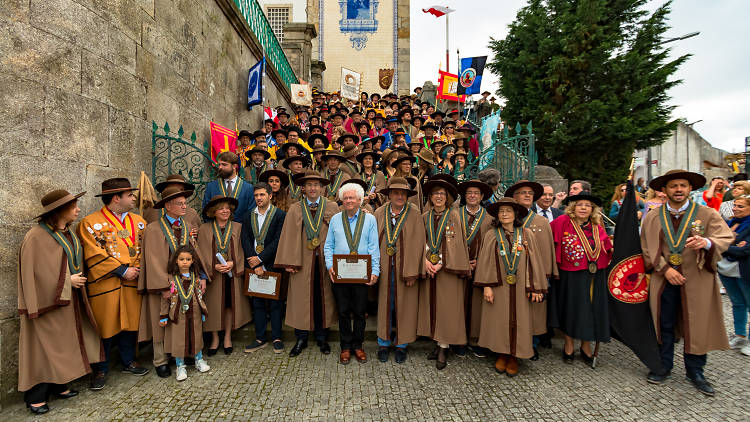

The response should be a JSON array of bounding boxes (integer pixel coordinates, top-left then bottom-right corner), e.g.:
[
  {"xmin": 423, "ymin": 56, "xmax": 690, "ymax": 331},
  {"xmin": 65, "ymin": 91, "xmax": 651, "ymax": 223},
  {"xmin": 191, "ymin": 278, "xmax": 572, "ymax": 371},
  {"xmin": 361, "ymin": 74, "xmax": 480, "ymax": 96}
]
[
  {"xmin": 152, "ymin": 121, "xmax": 216, "ymax": 212},
  {"xmin": 471, "ymin": 120, "xmax": 537, "ymax": 191},
  {"xmin": 234, "ymin": 0, "xmax": 299, "ymax": 87}
]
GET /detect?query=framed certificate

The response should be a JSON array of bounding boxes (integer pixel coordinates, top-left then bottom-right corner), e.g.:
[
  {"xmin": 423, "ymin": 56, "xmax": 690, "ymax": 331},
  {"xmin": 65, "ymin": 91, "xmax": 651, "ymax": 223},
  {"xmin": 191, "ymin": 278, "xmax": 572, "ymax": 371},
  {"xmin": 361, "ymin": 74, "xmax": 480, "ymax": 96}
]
[
  {"xmin": 332, "ymin": 254, "xmax": 371, "ymax": 284},
  {"xmin": 244, "ymin": 271, "xmax": 281, "ymax": 299}
]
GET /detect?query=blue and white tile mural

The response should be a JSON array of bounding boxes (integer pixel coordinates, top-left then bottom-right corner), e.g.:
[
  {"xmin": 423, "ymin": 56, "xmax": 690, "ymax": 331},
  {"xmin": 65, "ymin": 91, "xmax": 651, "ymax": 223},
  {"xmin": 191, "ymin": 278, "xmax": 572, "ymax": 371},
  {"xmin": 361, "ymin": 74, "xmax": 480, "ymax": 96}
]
[{"xmin": 338, "ymin": 0, "xmax": 379, "ymax": 50}]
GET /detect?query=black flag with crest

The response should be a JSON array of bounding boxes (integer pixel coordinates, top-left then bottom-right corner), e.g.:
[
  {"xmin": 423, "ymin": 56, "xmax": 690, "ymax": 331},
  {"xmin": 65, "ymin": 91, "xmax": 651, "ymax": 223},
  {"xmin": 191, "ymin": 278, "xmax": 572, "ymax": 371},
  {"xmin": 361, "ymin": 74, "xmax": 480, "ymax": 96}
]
[{"xmin": 607, "ymin": 180, "xmax": 664, "ymax": 374}]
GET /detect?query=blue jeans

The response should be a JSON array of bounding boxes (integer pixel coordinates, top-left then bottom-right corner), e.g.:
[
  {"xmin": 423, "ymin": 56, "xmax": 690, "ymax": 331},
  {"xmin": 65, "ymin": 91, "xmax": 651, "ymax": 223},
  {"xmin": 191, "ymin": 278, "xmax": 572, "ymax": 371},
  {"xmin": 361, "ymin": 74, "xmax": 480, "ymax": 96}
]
[
  {"xmin": 252, "ymin": 297, "xmax": 283, "ymax": 342},
  {"xmin": 377, "ymin": 266, "xmax": 407, "ymax": 349},
  {"xmin": 176, "ymin": 351, "xmax": 203, "ymax": 367},
  {"xmin": 91, "ymin": 331, "xmax": 137, "ymax": 374},
  {"xmin": 719, "ymin": 274, "xmax": 750, "ymax": 337}
]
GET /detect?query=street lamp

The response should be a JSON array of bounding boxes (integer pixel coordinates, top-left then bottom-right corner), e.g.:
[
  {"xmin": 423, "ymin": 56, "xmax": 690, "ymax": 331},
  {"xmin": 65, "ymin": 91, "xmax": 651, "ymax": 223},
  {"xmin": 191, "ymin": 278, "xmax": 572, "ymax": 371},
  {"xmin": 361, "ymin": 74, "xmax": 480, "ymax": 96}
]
[
  {"xmin": 661, "ymin": 31, "xmax": 700, "ymax": 45},
  {"xmin": 685, "ymin": 120, "xmax": 703, "ymax": 172}
]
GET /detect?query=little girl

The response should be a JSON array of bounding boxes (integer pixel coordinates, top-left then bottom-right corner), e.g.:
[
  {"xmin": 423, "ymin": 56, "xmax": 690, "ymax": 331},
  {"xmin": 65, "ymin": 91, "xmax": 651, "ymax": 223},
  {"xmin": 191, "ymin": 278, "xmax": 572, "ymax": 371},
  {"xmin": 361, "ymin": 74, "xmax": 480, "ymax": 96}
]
[{"xmin": 160, "ymin": 245, "xmax": 210, "ymax": 381}]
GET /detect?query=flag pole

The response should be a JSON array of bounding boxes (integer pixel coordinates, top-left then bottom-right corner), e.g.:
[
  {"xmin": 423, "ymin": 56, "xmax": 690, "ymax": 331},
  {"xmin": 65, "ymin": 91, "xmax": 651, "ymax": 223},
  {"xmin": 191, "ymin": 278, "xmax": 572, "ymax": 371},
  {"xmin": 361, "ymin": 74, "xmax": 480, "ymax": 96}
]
[{"xmin": 445, "ymin": 13, "xmax": 450, "ymax": 73}]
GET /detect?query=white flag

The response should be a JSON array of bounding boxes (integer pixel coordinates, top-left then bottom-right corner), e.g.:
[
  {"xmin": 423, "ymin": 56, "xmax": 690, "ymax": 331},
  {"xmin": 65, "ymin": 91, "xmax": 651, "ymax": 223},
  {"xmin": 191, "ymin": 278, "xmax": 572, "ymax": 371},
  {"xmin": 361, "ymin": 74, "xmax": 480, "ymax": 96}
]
[
  {"xmin": 290, "ymin": 84, "xmax": 312, "ymax": 106},
  {"xmin": 340, "ymin": 68, "xmax": 361, "ymax": 101}
]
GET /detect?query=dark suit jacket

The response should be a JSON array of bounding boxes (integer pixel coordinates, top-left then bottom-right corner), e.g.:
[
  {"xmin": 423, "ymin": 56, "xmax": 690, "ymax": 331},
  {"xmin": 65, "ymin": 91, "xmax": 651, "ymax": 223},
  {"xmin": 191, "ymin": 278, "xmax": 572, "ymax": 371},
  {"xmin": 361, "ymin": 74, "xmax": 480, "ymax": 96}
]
[
  {"xmin": 241, "ymin": 206, "xmax": 286, "ymax": 270},
  {"xmin": 202, "ymin": 178, "xmax": 256, "ymax": 223},
  {"xmin": 722, "ymin": 225, "xmax": 750, "ymax": 280},
  {"xmin": 536, "ymin": 204, "xmax": 563, "ymax": 221}
]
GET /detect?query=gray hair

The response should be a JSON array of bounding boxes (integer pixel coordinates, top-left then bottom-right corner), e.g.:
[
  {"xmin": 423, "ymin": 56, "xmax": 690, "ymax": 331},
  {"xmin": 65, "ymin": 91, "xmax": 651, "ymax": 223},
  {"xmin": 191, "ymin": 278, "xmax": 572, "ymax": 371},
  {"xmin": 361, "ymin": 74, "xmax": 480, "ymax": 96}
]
[
  {"xmin": 338, "ymin": 182, "xmax": 365, "ymax": 205},
  {"xmin": 570, "ymin": 180, "xmax": 591, "ymax": 193},
  {"xmin": 478, "ymin": 168, "xmax": 501, "ymax": 186}
]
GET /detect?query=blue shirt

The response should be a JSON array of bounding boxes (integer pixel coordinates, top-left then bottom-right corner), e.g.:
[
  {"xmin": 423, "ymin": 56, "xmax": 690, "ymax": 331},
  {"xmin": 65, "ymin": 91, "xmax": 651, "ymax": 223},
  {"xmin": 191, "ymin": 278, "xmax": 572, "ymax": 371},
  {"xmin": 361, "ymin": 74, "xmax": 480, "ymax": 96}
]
[{"xmin": 324, "ymin": 210, "xmax": 380, "ymax": 276}]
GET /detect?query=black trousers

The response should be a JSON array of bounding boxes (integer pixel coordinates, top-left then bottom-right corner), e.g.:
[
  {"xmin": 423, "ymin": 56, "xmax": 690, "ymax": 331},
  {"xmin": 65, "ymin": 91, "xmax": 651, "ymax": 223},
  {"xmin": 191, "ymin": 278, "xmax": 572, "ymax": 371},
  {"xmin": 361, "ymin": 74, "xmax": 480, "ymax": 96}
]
[
  {"xmin": 295, "ymin": 255, "xmax": 328, "ymax": 343},
  {"xmin": 659, "ymin": 282, "xmax": 706, "ymax": 377},
  {"xmin": 332, "ymin": 283, "xmax": 368, "ymax": 351},
  {"xmin": 24, "ymin": 383, "xmax": 68, "ymax": 405}
]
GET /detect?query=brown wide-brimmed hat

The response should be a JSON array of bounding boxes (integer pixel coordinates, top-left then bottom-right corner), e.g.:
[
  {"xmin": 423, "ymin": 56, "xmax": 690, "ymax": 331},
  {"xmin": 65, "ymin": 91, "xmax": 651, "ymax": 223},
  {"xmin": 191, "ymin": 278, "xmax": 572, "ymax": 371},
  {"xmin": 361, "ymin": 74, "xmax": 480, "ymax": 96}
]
[
  {"xmin": 449, "ymin": 151, "xmax": 469, "ymax": 167},
  {"xmin": 95, "ymin": 178, "xmax": 139, "ymax": 197},
  {"xmin": 307, "ymin": 133, "xmax": 330, "ymax": 149},
  {"xmin": 430, "ymin": 173, "xmax": 459, "ymax": 188},
  {"xmin": 337, "ymin": 133, "xmax": 359, "ymax": 145},
  {"xmin": 202, "ymin": 195, "xmax": 239, "ymax": 219},
  {"xmin": 34, "ymin": 189, "xmax": 86, "ymax": 219},
  {"xmin": 280, "ymin": 142, "xmax": 304, "ymax": 156},
  {"xmin": 423, "ymin": 177, "xmax": 459, "ymax": 201},
  {"xmin": 458, "ymin": 179, "xmax": 492, "ymax": 200},
  {"xmin": 416, "ymin": 148, "xmax": 436, "ymax": 165},
  {"xmin": 379, "ymin": 177, "xmax": 417, "ymax": 197},
  {"xmin": 390, "ymin": 153, "xmax": 416, "ymax": 169},
  {"xmin": 245, "ymin": 145, "xmax": 271, "ymax": 161},
  {"xmin": 563, "ymin": 193, "xmax": 603, "ymax": 208},
  {"xmin": 342, "ymin": 144, "xmax": 359, "ymax": 159},
  {"xmin": 321, "ymin": 149, "xmax": 346, "ymax": 163},
  {"xmin": 153, "ymin": 184, "xmax": 194, "ymax": 209},
  {"xmin": 487, "ymin": 197, "xmax": 529, "ymax": 219},
  {"xmin": 258, "ymin": 169, "xmax": 289, "ymax": 187},
  {"xmin": 356, "ymin": 148, "xmax": 381, "ymax": 163},
  {"xmin": 504, "ymin": 180, "xmax": 544, "ymax": 201},
  {"xmin": 154, "ymin": 174, "xmax": 196, "ymax": 193},
  {"xmin": 293, "ymin": 169, "xmax": 331, "ymax": 187},
  {"xmin": 341, "ymin": 178, "xmax": 369, "ymax": 193},
  {"xmin": 281, "ymin": 154, "xmax": 311, "ymax": 169},
  {"xmin": 649, "ymin": 169, "xmax": 707, "ymax": 191}
]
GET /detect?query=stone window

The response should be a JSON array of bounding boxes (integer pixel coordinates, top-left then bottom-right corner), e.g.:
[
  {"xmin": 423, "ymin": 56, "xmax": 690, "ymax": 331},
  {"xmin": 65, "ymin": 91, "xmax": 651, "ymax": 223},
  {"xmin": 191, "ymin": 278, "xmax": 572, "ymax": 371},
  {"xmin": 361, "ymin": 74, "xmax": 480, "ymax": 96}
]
[{"xmin": 266, "ymin": 6, "xmax": 291, "ymax": 42}]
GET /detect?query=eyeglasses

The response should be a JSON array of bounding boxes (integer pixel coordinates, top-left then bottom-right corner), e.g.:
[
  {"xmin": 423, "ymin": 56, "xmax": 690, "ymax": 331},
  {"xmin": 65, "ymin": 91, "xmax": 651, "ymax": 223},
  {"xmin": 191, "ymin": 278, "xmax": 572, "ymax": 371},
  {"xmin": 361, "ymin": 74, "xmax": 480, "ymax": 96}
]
[{"xmin": 431, "ymin": 192, "xmax": 447, "ymax": 197}]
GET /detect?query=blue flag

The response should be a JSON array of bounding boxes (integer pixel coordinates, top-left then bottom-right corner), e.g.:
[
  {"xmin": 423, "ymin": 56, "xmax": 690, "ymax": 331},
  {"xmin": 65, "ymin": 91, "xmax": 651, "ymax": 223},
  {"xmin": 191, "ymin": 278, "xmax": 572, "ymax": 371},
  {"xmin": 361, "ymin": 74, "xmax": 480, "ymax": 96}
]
[
  {"xmin": 457, "ymin": 56, "xmax": 487, "ymax": 95},
  {"xmin": 247, "ymin": 57, "xmax": 265, "ymax": 109}
]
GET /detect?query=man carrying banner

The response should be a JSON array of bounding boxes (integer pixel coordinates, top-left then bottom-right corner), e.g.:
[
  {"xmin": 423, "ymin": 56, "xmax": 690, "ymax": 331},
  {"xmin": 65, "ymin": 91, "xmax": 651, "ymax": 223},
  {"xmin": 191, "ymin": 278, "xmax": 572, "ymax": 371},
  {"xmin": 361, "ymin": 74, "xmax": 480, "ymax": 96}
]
[
  {"xmin": 641, "ymin": 169, "xmax": 734, "ymax": 395},
  {"xmin": 202, "ymin": 152, "xmax": 255, "ymax": 223}
]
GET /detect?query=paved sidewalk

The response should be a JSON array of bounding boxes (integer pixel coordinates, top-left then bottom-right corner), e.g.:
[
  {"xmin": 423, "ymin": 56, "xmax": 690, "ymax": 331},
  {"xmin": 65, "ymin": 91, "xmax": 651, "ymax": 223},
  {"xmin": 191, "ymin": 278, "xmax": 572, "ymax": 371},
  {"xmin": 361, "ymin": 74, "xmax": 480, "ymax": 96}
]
[{"xmin": 2, "ymin": 298, "xmax": 748, "ymax": 421}]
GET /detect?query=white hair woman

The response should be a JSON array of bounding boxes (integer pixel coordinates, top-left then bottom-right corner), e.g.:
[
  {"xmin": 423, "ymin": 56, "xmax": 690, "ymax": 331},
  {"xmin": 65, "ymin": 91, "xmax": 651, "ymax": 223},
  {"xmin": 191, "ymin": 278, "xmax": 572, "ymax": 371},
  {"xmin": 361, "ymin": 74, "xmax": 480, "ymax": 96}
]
[{"xmin": 324, "ymin": 180, "xmax": 381, "ymax": 364}]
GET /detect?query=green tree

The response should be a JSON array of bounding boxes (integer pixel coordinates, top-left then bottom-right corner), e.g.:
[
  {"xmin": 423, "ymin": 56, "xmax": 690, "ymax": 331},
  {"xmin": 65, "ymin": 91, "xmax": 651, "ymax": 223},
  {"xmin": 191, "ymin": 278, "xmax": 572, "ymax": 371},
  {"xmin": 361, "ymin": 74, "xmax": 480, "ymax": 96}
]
[{"xmin": 488, "ymin": 0, "xmax": 688, "ymax": 200}]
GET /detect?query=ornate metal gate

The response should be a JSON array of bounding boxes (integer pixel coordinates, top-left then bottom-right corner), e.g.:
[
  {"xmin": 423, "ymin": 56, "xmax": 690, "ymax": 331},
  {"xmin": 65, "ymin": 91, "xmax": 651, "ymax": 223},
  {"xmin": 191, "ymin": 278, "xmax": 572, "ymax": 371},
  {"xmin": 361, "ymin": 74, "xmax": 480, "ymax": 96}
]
[
  {"xmin": 468, "ymin": 120, "xmax": 537, "ymax": 191},
  {"xmin": 151, "ymin": 121, "xmax": 216, "ymax": 211}
]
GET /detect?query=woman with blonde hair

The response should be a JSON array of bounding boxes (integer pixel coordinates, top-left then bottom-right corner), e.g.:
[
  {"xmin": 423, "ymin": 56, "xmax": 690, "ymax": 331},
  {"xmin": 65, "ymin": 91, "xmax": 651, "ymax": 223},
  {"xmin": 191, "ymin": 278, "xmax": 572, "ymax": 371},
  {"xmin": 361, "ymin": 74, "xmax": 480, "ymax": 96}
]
[
  {"xmin": 720, "ymin": 180, "xmax": 750, "ymax": 221},
  {"xmin": 549, "ymin": 193, "xmax": 613, "ymax": 367}
]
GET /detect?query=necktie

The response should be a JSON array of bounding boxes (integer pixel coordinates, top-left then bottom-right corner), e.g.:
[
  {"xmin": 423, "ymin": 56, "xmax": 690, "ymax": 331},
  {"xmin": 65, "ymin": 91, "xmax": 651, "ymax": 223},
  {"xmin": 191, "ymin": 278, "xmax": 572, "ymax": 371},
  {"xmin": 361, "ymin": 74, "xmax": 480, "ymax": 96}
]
[
  {"xmin": 226, "ymin": 180, "xmax": 234, "ymax": 197},
  {"xmin": 542, "ymin": 209, "xmax": 549, "ymax": 219}
]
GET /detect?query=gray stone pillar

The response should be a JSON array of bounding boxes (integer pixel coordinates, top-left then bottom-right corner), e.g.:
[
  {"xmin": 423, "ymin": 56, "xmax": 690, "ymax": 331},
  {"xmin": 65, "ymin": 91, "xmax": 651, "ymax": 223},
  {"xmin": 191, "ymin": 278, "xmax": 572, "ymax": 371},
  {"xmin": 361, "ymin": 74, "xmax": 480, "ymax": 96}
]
[
  {"xmin": 311, "ymin": 60, "xmax": 326, "ymax": 91},
  {"xmin": 281, "ymin": 23, "xmax": 317, "ymax": 83},
  {"xmin": 421, "ymin": 81, "xmax": 437, "ymax": 106}
]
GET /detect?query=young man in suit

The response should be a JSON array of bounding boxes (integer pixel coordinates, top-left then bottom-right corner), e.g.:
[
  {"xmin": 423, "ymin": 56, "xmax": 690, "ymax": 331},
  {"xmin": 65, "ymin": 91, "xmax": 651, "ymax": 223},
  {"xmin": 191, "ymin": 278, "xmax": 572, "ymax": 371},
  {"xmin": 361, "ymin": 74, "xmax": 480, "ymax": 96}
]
[{"xmin": 202, "ymin": 152, "xmax": 255, "ymax": 223}]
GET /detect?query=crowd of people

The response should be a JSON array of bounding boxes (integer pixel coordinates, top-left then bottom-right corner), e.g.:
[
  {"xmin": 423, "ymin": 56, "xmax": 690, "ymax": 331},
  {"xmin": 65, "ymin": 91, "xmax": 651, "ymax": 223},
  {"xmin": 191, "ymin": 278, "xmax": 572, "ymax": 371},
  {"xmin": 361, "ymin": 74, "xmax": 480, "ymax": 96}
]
[{"xmin": 16, "ymin": 90, "xmax": 746, "ymax": 414}]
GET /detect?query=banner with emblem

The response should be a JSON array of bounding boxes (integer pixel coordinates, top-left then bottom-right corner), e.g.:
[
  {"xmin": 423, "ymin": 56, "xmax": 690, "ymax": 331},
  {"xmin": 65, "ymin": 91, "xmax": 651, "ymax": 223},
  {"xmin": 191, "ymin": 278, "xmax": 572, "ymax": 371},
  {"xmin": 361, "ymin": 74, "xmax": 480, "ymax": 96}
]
[
  {"xmin": 378, "ymin": 68, "xmax": 394, "ymax": 90},
  {"xmin": 457, "ymin": 56, "xmax": 487, "ymax": 95},
  {"xmin": 209, "ymin": 121, "xmax": 237, "ymax": 163},
  {"xmin": 247, "ymin": 57, "xmax": 265, "ymax": 109},
  {"xmin": 291, "ymin": 83, "xmax": 312, "ymax": 106},
  {"xmin": 437, "ymin": 70, "xmax": 466, "ymax": 102},
  {"xmin": 340, "ymin": 67, "xmax": 361, "ymax": 101}
]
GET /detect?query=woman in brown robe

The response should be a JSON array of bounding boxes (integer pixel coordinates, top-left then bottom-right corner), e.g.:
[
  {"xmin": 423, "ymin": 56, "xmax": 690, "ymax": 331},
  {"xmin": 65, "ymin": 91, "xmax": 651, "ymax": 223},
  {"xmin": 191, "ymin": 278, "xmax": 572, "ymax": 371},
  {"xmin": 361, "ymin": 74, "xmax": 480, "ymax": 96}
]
[
  {"xmin": 391, "ymin": 153, "xmax": 424, "ymax": 211},
  {"xmin": 18, "ymin": 190, "xmax": 104, "ymax": 414},
  {"xmin": 357, "ymin": 148, "xmax": 387, "ymax": 210},
  {"xmin": 417, "ymin": 178, "xmax": 472, "ymax": 369},
  {"xmin": 197, "ymin": 196, "xmax": 250, "ymax": 355},
  {"xmin": 475, "ymin": 198, "xmax": 546, "ymax": 377}
]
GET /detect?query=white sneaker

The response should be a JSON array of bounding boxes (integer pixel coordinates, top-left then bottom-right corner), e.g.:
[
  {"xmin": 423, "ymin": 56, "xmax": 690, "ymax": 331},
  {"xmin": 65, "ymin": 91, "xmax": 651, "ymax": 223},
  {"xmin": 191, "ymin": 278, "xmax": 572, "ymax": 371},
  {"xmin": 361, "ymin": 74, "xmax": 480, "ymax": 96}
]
[
  {"xmin": 729, "ymin": 336, "xmax": 749, "ymax": 349},
  {"xmin": 720, "ymin": 287, "xmax": 727, "ymax": 295},
  {"xmin": 741, "ymin": 344, "xmax": 750, "ymax": 356},
  {"xmin": 195, "ymin": 359, "xmax": 211, "ymax": 373},
  {"xmin": 176, "ymin": 365, "xmax": 187, "ymax": 381}
]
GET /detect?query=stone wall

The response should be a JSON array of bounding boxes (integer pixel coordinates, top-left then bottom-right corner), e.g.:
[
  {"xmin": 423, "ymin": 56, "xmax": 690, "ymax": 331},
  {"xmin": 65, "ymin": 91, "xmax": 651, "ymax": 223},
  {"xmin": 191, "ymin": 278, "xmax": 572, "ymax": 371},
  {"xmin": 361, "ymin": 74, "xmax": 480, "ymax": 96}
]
[{"xmin": 0, "ymin": 0, "xmax": 293, "ymax": 407}]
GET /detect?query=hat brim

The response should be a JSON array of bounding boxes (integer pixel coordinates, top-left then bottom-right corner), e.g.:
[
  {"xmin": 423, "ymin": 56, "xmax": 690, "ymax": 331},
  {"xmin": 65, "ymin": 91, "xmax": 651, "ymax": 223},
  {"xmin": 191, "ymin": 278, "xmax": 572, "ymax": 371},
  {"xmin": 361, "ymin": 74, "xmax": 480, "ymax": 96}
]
[
  {"xmin": 423, "ymin": 179, "xmax": 459, "ymax": 201},
  {"xmin": 458, "ymin": 180, "xmax": 493, "ymax": 200},
  {"xmin": 649, "ymin": 171, "xmax": 706, "ymax": 191},
  {"xmin": 356, "ymin": 150, "xmax": 380, "ymax": 163},
  {"xmin": 504, "ymin": 181, "xmax": 544, "ymax": 201},
  {"xmin": 379, "ymin": 185, "xmax": 417, "ymax": 198},
  {"xmin": 202, "ymin": 196, "xmax": 239, "ymax": 219},
  {"xmin": 258, "ymin": 169, "xmax": 289, "ymax": 186},
  {"xmin": 94, "ymin": 187, "xmax": 139, "ymax": 197},
  {"xmin": 487, "ymin": 201, "xmax": 529, "ymax": 219},
  {"xmin": 293, "ymin": 174, "xmax": 331, "ymax": 187},
  {"xmin": 34, "ymin": 191, "xmax": 86, "ymax": 219},
  {"xmin": 281, "ymin": 155, "xmax": 311, "ymax": 169},
  {"xmin": 154, "ymin": 179, "xmax": 196, "ymax": 193},
  {"xmin": 563, "ymin": 193, "xmax": 603, "ymax": 207},
  {"xmin": 390, "ymin": 155, "xmax": 416, "ymax": 168},
  {"xmin": 153, "ymin": 190, "xmax": 194, "ymax": 209},
  {"xmin": 245, "ymin": 149, "xmax": 272, "ymax": 161}
]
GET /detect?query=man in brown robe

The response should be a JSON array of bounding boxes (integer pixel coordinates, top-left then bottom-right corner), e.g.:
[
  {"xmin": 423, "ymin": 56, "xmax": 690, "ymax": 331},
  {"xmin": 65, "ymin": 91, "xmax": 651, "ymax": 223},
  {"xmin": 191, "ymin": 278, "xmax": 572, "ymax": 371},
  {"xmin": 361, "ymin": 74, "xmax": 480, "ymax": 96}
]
[
  {"xmin": 142, "ymin": 174, "xmax": 201, "ymax": 228},
  {"xmin": 373, "ymin": 177, "xmax": 426, "ymax": 363},
  {"xmin": 505, "ymin": 180, "xmax": 558, "ymax": 359},
  {"xmin": 321, "ymin": 150, "xmax": 352, "ymax": 201},
  {"xmin": 457, "ymin": 180, "xmax": 495, "ymax": 358},
  {"xmin": 18, "ymin": 190, "xmax": 104, "ymax": 413},
  {"xmin": 275, "ymin": 170, "xmax": 339, "ymax": 357},
  {"xmin": 137, "ymin": 184, "xmax": 205, "ymax": 378},
  {"xmin": 77, "ymin": 178, "xmax": 149, "ymax": 390},
  {"xmin": 641, "ymin": 170, "xmax": 733, "ymax": 396}
]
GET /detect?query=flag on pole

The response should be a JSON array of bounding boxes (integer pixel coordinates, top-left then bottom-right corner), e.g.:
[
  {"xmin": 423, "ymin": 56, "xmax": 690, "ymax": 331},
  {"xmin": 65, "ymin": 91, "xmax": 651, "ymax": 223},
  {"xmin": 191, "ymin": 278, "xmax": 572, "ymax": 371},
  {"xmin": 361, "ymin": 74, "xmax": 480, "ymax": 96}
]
[
  {"xmin": 340, "ymin": 68, "xmax": 361, "ymax": 101},
  {"xmin": 209, "ymin": 122, "xmax": 237, "ymax": 163},
  {"xmin": 422, "ymin": 6, "xmax": 455, "ymax": 17},
  {"xmin": 247, "ymin": 57, "xmax": 265, "ymax": 109},
  {"xmin": 457, "ymin": 56, "xmax": 487, "ymax": 95},
  {"xmin": 291, "ymin": 83, "xmax": 312, "ymax": 106},
  {"xmin": 607, "ymin": 180, "xmax": 665, "ymax": 374},
  {"xmin": 436, "ymin": 70, "xmax": 465, "ymax": 102}
]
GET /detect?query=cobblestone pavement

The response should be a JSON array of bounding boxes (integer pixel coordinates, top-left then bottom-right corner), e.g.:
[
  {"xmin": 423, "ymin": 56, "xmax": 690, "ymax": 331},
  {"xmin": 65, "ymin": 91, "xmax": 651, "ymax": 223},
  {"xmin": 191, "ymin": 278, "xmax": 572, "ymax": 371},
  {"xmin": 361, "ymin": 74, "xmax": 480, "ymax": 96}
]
[{"xmin": 3, "ymin": 297, "xmax": 749, "ymax": 421}]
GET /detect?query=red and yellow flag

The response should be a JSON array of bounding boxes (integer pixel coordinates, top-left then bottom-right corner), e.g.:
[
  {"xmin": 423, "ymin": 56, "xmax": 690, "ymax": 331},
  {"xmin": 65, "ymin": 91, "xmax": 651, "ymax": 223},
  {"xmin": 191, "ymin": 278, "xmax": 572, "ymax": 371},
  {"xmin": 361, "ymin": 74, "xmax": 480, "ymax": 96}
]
[
  {"xmin": 437, "ymin": 70, "xmax": 466, "ymax": 102},
  {"xmin": 209, "ymin": 121, "xmax": 237, "ymax": 162}
]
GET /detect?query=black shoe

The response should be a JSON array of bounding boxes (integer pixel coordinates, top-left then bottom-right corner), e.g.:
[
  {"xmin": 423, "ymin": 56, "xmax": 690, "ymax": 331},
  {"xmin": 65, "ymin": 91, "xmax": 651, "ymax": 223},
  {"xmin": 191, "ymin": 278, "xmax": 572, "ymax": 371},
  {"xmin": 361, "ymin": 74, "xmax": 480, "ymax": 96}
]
[
  {"xmin": 56, "ymin": 389, "xmax": 79, "ymax": 399},
  {"xmin": 452, "ymin": 345, "xmax": 467, "ymax": 357},
  {"xmin": 207, "ymin": 348, "xmax": 218, "ymax": 356},
  {"xmin": 394, "ymin": 348, "xmax": 407, "ymax": 364},
  {"xmin": 28, "ymin": 404, "xmax": 49, "ymax": 414},
  {"xmin": 469, "ymin": 345, "xmax": 487, "ymax": 358},
  {"xmin": 319, "ymin": 342, "xmax": 331, "ymax": 355},
  {"xmin": 155, "ymin": 364, "xmax": 171, "ymax": 378},
  {"xmin": 89, "ymin": 371, "xmax": 106, "ymax": 390},
  {"xmin": 224, "ymin": 346, "xmax": 233, "ymax": 355},
  {"xmin": 646, "ymin": 370, "xmax": 671, "ymax": 385},
  {"xmin": 289, "ymin": 339, "xmax": 308, "ymax": 357},
  {"xmin": 539, "ymin": 336, "xmax": 553, "ymax": 349},
  {"xmin": 562, "ymin": 349, "xmax": 574, "ymax": 364},
  {"xmin": 427, "ymin": 345, "xmax": 439, "ymax": 360},
  {"xmin": 687, "ymin": 373, "xmax": 715, "ymax": 396},
  {"xmin": 377, "ymin": 346, "xmax": 390, "ymax": 362},
  {"xmin": 579, "ymin": 347, "xmax": 594, "ymax": 367},
  {"xmin": 530, "ymin": 347, "xmax": 539, "ymax": 361},
  {"xmin": 122, "ymin": 362, "xmax": 149, "ymax": 376},
  {"xmin": 436, "ymin": 347, "xmax": 448, "ymax": 370}
]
